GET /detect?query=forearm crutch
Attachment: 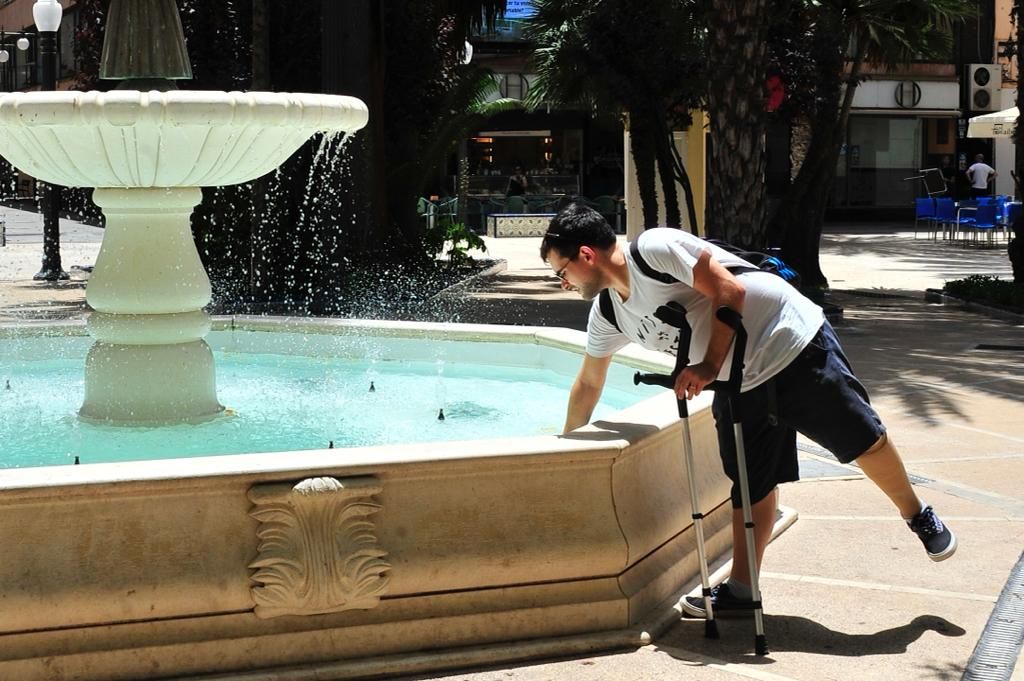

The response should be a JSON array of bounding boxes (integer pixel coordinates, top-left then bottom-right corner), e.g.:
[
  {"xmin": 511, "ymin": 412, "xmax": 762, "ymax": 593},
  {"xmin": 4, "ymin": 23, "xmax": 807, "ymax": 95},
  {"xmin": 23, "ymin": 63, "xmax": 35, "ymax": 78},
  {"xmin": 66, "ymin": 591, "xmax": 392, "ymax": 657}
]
[
  {"xmin": 713, "ymin": 306, "xmax": 768, "ymax": 656},
  {"xmin": 632, "ymin": 301, "xmax": 719, "ymax": 640},
  {"xmin": 635, "ymin": 304, "xmax": 769, "ymax": 656}
]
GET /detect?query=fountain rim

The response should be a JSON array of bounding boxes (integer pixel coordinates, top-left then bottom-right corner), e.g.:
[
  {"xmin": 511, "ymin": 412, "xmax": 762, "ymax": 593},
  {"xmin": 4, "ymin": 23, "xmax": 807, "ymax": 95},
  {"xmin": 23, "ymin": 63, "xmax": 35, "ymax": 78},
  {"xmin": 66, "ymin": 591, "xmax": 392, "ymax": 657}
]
[
  {"xmin": 0, "ymin": 315, "xmax": 685, "ymax": 493},
  {"xmin": 0, "ymin": 89, "xmax": 369, "ymax": 131}
]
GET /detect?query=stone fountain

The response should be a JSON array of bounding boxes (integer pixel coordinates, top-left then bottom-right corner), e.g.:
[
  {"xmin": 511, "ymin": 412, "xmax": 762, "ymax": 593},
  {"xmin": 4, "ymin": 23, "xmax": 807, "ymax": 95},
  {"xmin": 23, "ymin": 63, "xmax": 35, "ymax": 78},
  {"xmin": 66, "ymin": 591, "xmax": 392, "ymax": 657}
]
[
  {"xmin": 0, "ymin": 4, "xmax": 787, "ymax": 679},
  {"xmin": 0, "ymin": 0, "xmax": 367, "ymax": 423}
]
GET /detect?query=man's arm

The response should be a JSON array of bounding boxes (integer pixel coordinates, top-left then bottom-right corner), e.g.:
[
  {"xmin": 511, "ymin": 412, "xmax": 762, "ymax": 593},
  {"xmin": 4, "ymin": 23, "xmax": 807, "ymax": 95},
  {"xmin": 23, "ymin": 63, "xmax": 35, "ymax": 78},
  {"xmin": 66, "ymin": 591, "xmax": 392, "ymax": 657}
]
[
  {"xmin": 564, "ymin": 352, "xmax": 614, "ymax": 433},
  {"xmin": 675, "ymin": 249, "xmax": 745, "ymax": 399}
]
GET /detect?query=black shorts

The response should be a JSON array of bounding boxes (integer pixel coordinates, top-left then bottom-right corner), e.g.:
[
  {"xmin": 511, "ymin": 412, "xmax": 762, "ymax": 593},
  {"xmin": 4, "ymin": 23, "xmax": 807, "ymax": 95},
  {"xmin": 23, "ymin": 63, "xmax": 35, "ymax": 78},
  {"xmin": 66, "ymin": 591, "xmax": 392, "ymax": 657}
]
[{"xmin": 711, "ymin": 320, "xmax": 885, "ymax": 508}]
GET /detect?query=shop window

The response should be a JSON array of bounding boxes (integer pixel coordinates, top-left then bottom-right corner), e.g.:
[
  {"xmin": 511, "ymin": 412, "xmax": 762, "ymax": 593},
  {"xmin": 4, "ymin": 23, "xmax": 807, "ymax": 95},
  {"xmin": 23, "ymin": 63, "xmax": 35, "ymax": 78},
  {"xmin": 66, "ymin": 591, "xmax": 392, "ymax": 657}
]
[
  {"xmin": 834, "ymin": 116, "xmax": 922, "ymax": 208},
  {"xmin": 501, "ymin": 73, "xmax": 528, "ymax": 100}
]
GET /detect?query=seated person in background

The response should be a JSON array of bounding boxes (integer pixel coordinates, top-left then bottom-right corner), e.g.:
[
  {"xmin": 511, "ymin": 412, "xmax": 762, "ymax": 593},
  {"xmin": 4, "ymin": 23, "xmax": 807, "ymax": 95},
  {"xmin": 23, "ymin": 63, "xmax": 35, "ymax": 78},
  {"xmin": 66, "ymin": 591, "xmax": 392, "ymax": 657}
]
[{"xmin": 507, "ymin": 167, "xmax": 529, "ymax": 197}]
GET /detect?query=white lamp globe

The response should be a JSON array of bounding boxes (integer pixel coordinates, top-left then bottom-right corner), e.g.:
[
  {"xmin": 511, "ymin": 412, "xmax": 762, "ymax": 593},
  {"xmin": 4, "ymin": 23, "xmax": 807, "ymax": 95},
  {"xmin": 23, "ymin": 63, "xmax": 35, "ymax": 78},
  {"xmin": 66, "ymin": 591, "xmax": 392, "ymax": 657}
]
[
  {"xmin": 0, "ymin": 50, "xmax": 9, "ymax": 64},
  {"xmin": 16, "ymin": 37, "xmax": 30, "ymax": 51},
  {"xmin": 33, "ymin": 0, "xmax": 63, "ymax": 33}
]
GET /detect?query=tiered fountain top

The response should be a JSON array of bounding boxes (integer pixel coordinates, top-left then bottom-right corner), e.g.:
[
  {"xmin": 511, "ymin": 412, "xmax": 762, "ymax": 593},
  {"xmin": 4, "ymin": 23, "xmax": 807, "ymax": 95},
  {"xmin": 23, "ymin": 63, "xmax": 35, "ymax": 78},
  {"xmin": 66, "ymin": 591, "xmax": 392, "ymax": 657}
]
[{"xmin": 0, "ymin": 90, "xmax": 368, "ymax": 188}]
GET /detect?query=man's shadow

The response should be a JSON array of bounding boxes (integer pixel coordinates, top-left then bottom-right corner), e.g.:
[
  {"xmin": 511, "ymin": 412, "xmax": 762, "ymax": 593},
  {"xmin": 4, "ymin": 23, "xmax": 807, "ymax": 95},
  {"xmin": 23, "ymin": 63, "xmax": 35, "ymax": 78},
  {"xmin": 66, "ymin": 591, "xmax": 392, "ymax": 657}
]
[{"xmin": 656, "ymin": 613, "xmax": 965, "ymax": 662}]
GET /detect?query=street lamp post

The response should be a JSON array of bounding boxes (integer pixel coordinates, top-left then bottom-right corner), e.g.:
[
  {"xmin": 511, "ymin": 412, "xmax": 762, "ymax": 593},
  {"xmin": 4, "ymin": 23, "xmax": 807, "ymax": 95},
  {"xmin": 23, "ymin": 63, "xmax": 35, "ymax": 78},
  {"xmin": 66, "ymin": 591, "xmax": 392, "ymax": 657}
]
[
  {"xmin": 32, "ymin": 0, "xmax": 68, "ymax": 281},
  {"xmin": 0, "ymin": 34, "xmax": 31, "ymax": 92},
  {"xmin": 0, "ymin": 33, "xmax": 32, "ymax": 199}
]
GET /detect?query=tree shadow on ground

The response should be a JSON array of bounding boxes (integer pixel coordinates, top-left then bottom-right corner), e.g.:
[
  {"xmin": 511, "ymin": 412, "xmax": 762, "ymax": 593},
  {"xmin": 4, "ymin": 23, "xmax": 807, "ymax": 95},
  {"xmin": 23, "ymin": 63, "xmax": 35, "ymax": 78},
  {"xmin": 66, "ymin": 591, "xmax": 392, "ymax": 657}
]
[
  {"xmin": 656, "ymin": 612, "xmax": 965, "ymax": 665},
  {"xmin": 827, "ymin": 292, "xmax": 1024, "ymax": 426},
  {"xmin": 821, "ymin": 232, "xmax": 1012, "ymax": 285}
]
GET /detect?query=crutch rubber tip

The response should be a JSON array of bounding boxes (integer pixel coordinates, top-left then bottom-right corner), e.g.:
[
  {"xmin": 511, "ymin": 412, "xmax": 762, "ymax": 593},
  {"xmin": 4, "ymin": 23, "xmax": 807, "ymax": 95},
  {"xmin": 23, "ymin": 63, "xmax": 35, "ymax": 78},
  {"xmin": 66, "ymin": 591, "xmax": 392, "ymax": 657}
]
[
  {"xmin": 705, "ymin": 619, "xmax": 720, "ymax": 639},
  {"xmin": 755, "ymin": 635, "xmax": 769, "ymax": 656}
]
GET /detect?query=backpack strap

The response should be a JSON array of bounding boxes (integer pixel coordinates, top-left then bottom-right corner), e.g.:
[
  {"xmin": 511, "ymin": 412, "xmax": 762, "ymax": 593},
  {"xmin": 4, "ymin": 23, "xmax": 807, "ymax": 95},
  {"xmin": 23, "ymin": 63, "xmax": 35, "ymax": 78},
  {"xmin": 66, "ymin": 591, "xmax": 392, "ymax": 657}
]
[
  {"xmin": 598, "ymin": 235, "xmax": 676, "ymax": 333},
  {"xmin": 598, "ymin": 289, "xmax": 619, "ymax": 333},
  {"xmin": 629, "ymin": 238, "xmax": 678, "ymax": 283}
]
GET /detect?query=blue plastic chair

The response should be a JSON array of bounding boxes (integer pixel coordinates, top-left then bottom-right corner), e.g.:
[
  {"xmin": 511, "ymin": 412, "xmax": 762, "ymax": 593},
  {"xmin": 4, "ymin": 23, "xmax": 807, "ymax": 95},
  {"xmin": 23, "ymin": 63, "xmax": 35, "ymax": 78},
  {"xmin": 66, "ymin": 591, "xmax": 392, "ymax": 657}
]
[
  {"xmin": 950, "ymin": 199, "xmax": 979, "ymax": 242},
  {"xmin": 1001, "ymin": 202, "xmax": 1021, "ymax": 242},
  {"xmin": 932, "ymin": 198, "xmax": 956, "ymax": 240},
  {"xmin": 914, "ymin": 198, "xmax": 935, "ymax": 238},
  {"xmin": 965, "ymin": 203, "xmax": 999, "ymax": 246}
]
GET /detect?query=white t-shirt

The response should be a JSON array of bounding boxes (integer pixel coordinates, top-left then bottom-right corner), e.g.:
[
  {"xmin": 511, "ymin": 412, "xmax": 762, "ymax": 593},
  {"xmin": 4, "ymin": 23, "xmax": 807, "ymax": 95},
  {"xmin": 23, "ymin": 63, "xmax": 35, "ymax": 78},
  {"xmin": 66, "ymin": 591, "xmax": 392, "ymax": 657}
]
[
  {"xmin": 967, "ymin": 162, "xmax": 996, "ymax": 189},
  {"xmin": 586, "ymin": 228, "xmax": 825, "ymax": 391}
]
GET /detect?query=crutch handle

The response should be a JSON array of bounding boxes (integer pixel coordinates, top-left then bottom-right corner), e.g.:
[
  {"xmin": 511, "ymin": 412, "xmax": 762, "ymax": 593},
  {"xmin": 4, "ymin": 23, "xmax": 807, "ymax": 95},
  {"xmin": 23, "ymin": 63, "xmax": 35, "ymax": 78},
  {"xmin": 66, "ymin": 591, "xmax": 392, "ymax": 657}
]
[
  {"xmin": 633, "ymin": 371, "xmax": 674, "ymax": 389},
  {"xmin": 633, "ymin": 370, "xmax": 732, "ymax": 393}
]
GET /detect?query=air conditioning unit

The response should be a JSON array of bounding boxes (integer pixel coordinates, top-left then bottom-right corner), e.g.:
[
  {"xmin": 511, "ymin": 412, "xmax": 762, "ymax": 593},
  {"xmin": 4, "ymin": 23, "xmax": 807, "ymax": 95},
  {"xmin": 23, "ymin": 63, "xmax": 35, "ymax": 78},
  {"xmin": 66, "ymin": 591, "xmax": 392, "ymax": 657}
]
[{"xmin": 967, "ymin": 64, "xmax": 1001, "ymax": 112}]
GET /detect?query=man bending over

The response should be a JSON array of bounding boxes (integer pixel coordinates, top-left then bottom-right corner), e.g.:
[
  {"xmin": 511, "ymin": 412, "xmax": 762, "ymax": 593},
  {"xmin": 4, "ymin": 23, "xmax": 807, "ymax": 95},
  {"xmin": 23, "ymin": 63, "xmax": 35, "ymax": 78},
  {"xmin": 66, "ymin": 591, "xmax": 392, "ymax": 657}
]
[{"xmin": 541, "ymin": 204, "xmax": 956, "ymax": 615}]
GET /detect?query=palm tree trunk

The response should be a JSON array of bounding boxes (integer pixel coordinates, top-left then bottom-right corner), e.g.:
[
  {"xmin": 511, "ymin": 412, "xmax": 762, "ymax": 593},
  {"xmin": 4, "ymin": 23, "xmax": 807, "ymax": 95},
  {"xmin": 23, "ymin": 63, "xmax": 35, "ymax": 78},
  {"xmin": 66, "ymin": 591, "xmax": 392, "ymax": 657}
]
[
  {"xmin": 647, "ymin": 111, "xmax": 689, "ymax": 230},
  {"xmin": 652, "ymin": 116, "xmax": 682, "ymax": 229},
  {"xmin": 666, "ymin": 125, "xmax": 700, "ymax": 233},
  {"xmin": 705, "ymin": 0, "xmax": 771, "ymax": 245},
  {"xmin": 628, "ymin": 110, "xmax": 662, "ymax": 228},
  {"xmin": 775, "ymin": 45, "xmax": 864, "ymax": 289}
]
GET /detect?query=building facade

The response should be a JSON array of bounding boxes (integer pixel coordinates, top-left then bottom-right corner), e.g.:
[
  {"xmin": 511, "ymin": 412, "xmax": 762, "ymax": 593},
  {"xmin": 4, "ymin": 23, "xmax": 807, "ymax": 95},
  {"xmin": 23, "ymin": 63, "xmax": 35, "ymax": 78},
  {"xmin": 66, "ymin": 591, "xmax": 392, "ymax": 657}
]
[
  {"xmin": 827, "ymin": 1, "xmax": 1015, "ymax": 218},
  {"xmin": 463, "ymin": 3, "xmax": 627, "ymax": 232}
]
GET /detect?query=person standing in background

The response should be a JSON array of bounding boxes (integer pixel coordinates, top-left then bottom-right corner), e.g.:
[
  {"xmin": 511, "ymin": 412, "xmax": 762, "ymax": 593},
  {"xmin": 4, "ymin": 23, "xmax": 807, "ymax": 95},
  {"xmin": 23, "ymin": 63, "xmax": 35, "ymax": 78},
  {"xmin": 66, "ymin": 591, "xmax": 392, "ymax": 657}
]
[
  {"xmin": 966, "ymin": 154, "xmax": 997, "ymax": 198},
  {"xmin": 939, "ymin": 155, "xmax": 958, "ymax": 198},
  {"xmin": 506, "ymin": 167, "xmax": 529, "ymax": 198}
]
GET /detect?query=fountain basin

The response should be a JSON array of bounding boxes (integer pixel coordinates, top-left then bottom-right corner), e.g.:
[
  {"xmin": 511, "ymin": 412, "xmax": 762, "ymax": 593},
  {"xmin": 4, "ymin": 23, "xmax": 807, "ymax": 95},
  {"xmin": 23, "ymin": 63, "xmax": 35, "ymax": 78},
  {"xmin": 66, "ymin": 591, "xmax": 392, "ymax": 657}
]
[{"xmin": 0, "ymin": 318, "xmax": 740, "ymax": 680}]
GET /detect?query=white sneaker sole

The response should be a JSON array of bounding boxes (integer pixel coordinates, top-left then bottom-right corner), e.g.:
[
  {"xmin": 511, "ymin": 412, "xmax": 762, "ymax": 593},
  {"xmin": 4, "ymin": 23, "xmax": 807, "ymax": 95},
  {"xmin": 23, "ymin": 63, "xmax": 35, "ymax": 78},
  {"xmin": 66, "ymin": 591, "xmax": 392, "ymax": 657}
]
[
  {"xmin": 680, "ymin": 598, "xmax": 707, "ymax": 618},
  {"xmin": 928, "ymin": 533, "xmax": 958, "ymax": 562}
]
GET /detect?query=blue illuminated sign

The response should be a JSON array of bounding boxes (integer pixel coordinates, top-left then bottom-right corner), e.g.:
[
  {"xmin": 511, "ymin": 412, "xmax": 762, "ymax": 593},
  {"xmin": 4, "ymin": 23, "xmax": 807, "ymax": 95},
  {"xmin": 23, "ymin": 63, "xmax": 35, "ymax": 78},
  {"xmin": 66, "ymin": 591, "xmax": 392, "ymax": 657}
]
[{"xmin": 504, "ymin": 0, "xmax": 536, "ymax": 19}]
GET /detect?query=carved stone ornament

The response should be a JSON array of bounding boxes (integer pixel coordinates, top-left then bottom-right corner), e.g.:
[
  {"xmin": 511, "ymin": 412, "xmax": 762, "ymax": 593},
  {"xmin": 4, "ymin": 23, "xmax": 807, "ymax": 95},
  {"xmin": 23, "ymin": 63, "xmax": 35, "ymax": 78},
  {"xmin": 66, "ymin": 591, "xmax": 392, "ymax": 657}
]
[{"xmin": 247, "ymin": 476, "xmax": 391, "ymax": 619}]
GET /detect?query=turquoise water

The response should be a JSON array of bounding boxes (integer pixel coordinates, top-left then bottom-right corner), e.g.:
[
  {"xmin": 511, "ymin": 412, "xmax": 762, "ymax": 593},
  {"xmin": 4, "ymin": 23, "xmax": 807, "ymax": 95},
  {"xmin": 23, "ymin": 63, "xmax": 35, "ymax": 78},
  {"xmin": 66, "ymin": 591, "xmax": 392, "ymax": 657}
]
[{"xmin": 0, "ymin": 332, "xmax": 661, "ymax": 469}]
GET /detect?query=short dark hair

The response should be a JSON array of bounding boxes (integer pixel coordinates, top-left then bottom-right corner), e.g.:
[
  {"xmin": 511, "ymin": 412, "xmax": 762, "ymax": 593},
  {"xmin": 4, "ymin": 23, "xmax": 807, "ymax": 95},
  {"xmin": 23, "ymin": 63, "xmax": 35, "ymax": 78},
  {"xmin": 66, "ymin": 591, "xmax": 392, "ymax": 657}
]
[{"xmin": 540, "ymin": 203, "xmax": 617, "ymax": 261}]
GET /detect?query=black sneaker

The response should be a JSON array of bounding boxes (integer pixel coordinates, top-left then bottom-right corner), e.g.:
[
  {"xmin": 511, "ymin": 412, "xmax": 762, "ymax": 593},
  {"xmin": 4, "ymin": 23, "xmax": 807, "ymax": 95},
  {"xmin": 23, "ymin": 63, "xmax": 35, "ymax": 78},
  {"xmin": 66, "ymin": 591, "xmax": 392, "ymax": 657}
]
[
  {"xmin": 908, "ymin": 505, "xmax": 957, "ymax": 562},
  {"xmin": 681, "ymin": 582, "xmax": 754, "ymax": 618}
]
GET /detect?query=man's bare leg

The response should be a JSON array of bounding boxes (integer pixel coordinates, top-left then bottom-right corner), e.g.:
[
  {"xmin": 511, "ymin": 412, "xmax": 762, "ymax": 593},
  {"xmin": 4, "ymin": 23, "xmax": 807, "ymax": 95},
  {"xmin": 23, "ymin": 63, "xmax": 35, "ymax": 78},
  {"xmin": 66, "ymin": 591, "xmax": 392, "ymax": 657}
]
[
  {"xmin": 855, "ymin": 434, "xmax": 922, "ymax": 519},
  {"xmin": 729, "ymin": 486, "xmax": 778, "ymax": 587}
]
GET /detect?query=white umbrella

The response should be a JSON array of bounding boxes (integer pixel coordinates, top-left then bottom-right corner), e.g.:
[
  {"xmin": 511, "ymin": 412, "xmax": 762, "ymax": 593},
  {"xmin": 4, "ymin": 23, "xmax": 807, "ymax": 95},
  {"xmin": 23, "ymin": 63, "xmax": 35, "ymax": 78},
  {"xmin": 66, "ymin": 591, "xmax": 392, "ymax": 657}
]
[{"xmin": 968, "ymin": 106, "xmax": 1018, "ymax": 138}]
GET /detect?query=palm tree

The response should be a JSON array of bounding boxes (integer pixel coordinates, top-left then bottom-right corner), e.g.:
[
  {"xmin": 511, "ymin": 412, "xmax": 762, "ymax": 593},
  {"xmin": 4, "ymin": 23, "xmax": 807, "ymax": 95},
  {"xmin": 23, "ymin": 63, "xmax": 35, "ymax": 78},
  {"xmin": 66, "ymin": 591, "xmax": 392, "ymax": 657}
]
[
  {"xmin": 703, "ymin": 0, "xmax": 774, "ymax": 245},
  {"xmin": 771, "ymin": 0, "xmax": 972, "ymax": 289},
  {"xmin": 388, "ymin": 69, "xmax": 521, "ymax": 233},
  {"xmin": 526, "ymin": 0, "xmax": 704, "ymax": 230}
]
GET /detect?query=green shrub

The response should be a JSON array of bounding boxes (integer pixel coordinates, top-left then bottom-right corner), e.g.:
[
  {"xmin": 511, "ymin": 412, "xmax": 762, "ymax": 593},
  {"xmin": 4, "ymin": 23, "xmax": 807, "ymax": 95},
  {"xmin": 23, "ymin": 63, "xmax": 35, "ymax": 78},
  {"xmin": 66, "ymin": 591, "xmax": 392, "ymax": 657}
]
[
  {"xmin": 423, "ymin": 219, "xmax": 487, "ymax": 270},
  {"xmin": 943, "ymin": 275, "xmax": 1024, "ymax": 310}
]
